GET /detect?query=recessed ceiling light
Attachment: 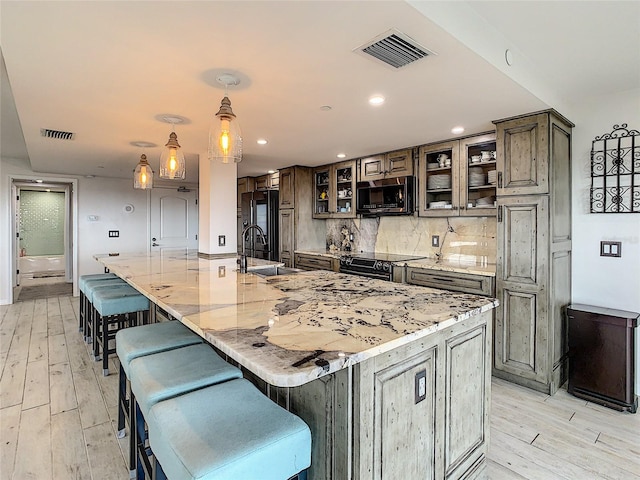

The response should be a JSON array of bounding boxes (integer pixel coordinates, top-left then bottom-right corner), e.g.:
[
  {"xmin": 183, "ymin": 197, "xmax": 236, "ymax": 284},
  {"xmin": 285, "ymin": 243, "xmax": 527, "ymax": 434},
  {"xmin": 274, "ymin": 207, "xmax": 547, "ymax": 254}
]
[
  {"xmin": 320, "ymin": 105, "xmax": 332, "ymax": 111},
  {"xmin": 257, "ymin": 139, "xmax": 268, "ymax": 145},
  {"xmin": 130, "ymin": 141, "xmax": 157, "ymax": 148},
  {"xmin": 337, "ymin": 153, "xmax": 346, "ymax": 159},
  {"xmin": 451, "ymin": 126, "xmax": 465, "ymax": 135},
  {"xmin": 267, "ymin": 170, "xmax": 276, "ymax": 174},
  {"xmin": 369, "ymin": 95, "xmax": 385, "ymax": 106},
  {"xmin": 35, "ymin": 179, "xmax": 43, "ymax": 183}
]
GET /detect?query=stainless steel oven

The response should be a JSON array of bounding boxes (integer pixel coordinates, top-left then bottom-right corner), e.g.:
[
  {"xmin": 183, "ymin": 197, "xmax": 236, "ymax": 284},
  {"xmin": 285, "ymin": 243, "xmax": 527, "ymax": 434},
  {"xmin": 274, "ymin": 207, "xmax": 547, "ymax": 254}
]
[{"xmin": 339, "ymin": 253, "xmax": 426, "ymax": 281}]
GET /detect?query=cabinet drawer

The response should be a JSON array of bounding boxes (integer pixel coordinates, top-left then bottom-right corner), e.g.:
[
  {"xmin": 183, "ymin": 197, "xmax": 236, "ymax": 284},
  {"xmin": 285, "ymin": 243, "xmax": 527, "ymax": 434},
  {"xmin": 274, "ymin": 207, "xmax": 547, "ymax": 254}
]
[
  {"xmin": 406, "ymin": 267, "xmax": 494, "ymax": 296},
  {"xmin": 294, "ymin": 253, "xmax": 335, "ymax": 271}
]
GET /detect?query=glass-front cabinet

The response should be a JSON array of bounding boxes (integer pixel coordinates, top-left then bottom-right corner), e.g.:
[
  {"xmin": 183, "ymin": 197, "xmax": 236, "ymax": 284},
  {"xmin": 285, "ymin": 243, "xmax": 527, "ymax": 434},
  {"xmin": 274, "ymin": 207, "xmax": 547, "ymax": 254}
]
[
  {"xmin": 460, "ymin": 133, "xmax": 497, "ymax": 216},
  {"xmin": 313, "ymin": 160, "xmax": 356, "ymax": 218},
  {"xmin": 418, "ymin": 133, "xmax": 497, "ymax": 217},
  {"xmin": 418, "ymin": 140, "xmax": 460, "ymax": 217}
]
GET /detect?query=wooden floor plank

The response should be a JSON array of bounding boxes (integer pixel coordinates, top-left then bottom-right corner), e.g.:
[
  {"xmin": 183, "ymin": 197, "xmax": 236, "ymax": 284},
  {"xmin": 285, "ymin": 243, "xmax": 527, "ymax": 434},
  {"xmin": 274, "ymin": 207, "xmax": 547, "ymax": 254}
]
[
  {"xmin": 0, "ymin": 405, "xmax": 21, "ymax": 479},
  {"xmin": 72, "ymin": 367, "xmax": 110, "ymax": 429},
  {"xmin": 84, "ymin": 421, "xmax": 128, "ymax": 480},
  {"xmin": 27, "ymin": 329, "xmax": 48, "ymax": 363},
  {"xmin": 51, "ymin": 409, "xmax": 92, "ymax": 480},
  {"xmin": 0, "ymin": 358, "xmax": 27, "ymax": 409},
  {"xmin": 66, "ymin": 333, "xmax": 92, "ymax": 373},
  {"xmin": 50, "ymin": 362, "xmax": 77, "ymax": 415},
  {"xmin": 48, "ymin": 332, "xmax": 69, "ymax": 365},
  {"xmin": 22, "ymin": 358, "xmax": 50, "ymax": 410},
  {"xmin": 13, "ymin": 404, "xmax": 52, "ymax": 479}
]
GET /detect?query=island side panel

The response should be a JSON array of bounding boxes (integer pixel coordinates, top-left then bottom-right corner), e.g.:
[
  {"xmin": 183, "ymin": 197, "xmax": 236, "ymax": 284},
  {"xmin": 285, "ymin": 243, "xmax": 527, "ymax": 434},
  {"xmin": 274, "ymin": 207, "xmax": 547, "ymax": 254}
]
[{"xmin": 352, "ymin": 309, "xmax": 491, "ymax": 480}]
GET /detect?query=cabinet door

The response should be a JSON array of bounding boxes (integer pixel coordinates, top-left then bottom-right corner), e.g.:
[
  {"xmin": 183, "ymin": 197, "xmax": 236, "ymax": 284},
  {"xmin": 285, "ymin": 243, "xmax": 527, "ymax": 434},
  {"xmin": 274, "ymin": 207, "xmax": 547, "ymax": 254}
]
[
  {"xmin": 386, "ymin": 149, "xmax": 413, "ymax": 177},
  {"xmin": 496, "ymin": 113, "xmax": 549, "ymax": 195},
  {"xmin": 313, "ymin": 167, "xmax": 331, "ymax": 218},
  {"xmin": 279, "ymin": 209, "xmax": 295, "ymax": 263},
  {"xmin": 269, "ymin": 172, "xmax": 280, "ymax": 190},
  {"xmin": 278, "ymin": 168, "xmax": 295, "ymax": 209},
  {"xmin": 237, "ymin": 177, "xmax": 254, "ymax": 209},
  {"xmin": 418, "ymin": 140, "xmax": 460, "ymax": 217},
  {"xmin": 333, "ymin": 160, "xmax": 356, "ymax": 218},
  {"xmin": 254, "ymin": 175, "xmax": 269, "ymax": 191},
  {"xmin": 460, "ymin": 133, "xmax": 497, "ymax": 217},
  {"xmin": 495, "ymin": 196, "xmax": 548, "ymax": 384},
  {"xmin": 360, "ymin": 154, "xmax": 386, "ymax": 181}
]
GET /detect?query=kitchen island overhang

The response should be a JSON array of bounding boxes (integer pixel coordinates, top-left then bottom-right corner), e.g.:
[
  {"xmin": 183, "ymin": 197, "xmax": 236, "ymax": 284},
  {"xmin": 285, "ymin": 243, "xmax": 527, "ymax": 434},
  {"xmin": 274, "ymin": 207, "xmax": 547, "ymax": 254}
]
[{"xmin": 97, "ymin": 251, "xmax": 497, "ymax": 480}]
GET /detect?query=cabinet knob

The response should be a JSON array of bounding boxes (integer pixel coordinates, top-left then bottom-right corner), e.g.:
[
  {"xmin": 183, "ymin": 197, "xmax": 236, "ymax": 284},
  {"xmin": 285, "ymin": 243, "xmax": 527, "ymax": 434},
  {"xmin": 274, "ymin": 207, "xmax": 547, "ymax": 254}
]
[{"xmin": 460, "ymin": 205, "xmax": 465, "ymax": 210}]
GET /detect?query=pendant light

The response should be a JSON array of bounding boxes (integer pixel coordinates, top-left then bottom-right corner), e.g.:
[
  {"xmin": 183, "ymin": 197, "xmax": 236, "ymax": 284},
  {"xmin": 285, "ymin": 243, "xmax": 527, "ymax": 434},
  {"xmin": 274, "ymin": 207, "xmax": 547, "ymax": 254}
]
[
  {"xmin": 159, "ymin": 117, "xmax": 186, "ymax": 179},
  {"xmin": 209, "ymin": 74, "xmax": 242, "ymax": 164},
  {"xmin": 133, "ymin": 154, "xmax": 153, "ymax": 189}
]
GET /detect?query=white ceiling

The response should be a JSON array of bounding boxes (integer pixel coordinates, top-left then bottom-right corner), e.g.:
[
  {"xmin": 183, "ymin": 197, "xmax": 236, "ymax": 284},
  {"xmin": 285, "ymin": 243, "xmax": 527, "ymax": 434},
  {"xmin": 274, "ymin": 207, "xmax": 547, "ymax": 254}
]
[{"xmin": 1, "ymin": 1, "xmax": 638, "ymax": 181}]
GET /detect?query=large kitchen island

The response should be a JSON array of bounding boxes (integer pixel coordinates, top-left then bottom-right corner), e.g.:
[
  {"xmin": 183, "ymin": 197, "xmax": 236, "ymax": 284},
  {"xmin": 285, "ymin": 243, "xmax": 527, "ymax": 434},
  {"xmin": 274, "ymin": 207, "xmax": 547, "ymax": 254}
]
[{"xmin": 97, "ymin": 251, "xmax": 498, "ymax": 480}]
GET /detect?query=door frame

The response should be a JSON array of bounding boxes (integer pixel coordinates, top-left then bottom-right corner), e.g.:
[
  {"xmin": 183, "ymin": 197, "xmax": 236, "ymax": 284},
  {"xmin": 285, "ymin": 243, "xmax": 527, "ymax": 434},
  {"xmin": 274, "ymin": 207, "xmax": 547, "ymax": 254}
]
[{"xmin": 9, "ymin": 175, "xmax": 78, "ymax": 302}]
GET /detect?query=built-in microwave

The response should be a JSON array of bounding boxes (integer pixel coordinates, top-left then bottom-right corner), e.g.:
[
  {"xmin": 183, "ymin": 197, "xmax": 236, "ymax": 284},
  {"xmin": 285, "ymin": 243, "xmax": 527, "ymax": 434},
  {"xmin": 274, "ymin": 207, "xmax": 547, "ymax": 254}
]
[{"xmin": 356, "ymin": 175, "xmax": 415, "ymax": 215}]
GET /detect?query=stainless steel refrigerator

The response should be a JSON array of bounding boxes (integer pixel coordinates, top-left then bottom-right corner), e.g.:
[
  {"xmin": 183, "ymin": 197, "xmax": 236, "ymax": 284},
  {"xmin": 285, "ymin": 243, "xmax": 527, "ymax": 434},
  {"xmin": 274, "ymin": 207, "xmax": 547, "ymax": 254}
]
[{"xmin": 240, "ymin": 190, "xmax": 279, "ymax": 261}]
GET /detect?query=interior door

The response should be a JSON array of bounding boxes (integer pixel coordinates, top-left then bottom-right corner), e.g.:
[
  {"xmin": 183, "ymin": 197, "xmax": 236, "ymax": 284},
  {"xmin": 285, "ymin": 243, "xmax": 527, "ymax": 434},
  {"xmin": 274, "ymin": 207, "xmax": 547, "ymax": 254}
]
[{"xmin": 150, "ymin": 187, "xmax": 198, "ymax": 252}]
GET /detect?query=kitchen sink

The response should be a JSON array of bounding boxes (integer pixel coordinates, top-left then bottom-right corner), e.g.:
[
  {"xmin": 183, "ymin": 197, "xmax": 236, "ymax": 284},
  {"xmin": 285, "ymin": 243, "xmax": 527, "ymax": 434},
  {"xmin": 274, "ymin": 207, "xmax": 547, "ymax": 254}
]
[{"xmin": 250, "ymin": 266, "xmax": 302, "ymax": 277}]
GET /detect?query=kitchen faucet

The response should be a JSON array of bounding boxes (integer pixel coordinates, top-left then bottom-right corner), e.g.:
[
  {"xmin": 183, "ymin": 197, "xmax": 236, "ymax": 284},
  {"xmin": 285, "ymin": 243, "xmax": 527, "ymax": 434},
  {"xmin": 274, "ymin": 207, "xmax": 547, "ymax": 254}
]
[{"xmin": 239, "ymin": 224, "xmax": 267, "ymax": 273}]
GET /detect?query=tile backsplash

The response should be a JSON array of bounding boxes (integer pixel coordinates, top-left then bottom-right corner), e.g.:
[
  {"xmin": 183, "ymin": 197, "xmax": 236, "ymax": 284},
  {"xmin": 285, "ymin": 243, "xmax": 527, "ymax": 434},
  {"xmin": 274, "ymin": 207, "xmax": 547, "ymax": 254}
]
[{"xmin": 326, "ymin": 215, "xmax": 496, "ymax": 264}]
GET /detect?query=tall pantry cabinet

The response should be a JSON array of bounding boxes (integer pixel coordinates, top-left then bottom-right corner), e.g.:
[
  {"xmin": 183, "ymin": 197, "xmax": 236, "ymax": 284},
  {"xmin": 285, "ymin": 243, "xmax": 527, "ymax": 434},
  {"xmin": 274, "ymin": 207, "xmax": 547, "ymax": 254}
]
[
  {"xmin": 278, "ymin": 166, "xmax": 325, "ymax": 267},
  {"xmin": 492, "ymin": 110, "xmax": 574, "ymax": 395}
]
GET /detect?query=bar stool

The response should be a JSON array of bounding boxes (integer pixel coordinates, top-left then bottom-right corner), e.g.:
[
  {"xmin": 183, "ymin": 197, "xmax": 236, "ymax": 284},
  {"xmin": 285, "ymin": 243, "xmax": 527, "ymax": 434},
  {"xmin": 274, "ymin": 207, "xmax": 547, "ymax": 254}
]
[
  {"xmin": 115, "ymin": 321, "xmax": 203, "ymax": 438},
  {"xmin": 78, "ymin": 273, "xmax": 120, "ymax": 338},
  {"xmin": 84, "ymin": 278, "xmax": 129, "ymax": 343},
  {"xmin": 147, "ymin": 378, "xmax": 311, "ymax": 480},
  {"xmin": 92, "ymin": 285, "xmax": 149, "ymax": 376},
  {"xmin": 129, "ymin": 344, "xmax": 242, "ymax": 479}
]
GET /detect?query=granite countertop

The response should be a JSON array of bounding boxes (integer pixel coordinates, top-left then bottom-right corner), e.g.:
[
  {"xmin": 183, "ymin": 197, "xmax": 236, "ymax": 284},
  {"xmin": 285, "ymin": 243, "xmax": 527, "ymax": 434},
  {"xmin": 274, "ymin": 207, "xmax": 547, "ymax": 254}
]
[
  {"xmin": 294, "ymin": 249, "xmax": 342, "ymax": 259},
  {"xmin": 96, "ymin": 250, "xmax": 497, "ymax": 387}
]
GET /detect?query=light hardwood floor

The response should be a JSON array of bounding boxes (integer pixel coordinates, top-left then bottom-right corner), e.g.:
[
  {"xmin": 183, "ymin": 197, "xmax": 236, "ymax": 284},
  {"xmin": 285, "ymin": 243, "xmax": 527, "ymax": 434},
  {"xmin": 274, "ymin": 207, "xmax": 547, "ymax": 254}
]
[{"xmin": 1, "ymin": 295, "xmax": 639, "ymax": 479}]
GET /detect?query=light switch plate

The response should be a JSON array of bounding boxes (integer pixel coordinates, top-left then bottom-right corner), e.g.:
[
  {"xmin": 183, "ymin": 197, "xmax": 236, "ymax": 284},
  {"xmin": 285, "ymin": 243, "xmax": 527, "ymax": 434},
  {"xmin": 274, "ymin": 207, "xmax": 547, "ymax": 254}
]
[
  {"xmin": 218, "ymin": 235, "xmax": 225, "ymax": 247},
  {"xmin": 600, "ymin": 241, "xmax": 622, "ymax": 257},
  {"xmin": 415, "ymin": 369, "xmax": 427, "ymax": 404},
  {"xmin": 432, "ymin": 235, "xmax": 439, "ymax": 247}
]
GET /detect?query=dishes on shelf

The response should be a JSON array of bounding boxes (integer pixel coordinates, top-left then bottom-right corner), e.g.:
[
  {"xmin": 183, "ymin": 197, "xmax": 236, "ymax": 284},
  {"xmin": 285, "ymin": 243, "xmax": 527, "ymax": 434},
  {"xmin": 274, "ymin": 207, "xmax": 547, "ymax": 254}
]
[
  {"xmin": 427, "ymin": 162, "xmax": 440, "ymax": 170},
  {"xmin": 427, "ymin": 174, "xmax": 451, "ymax": 190},
  {"xmin": 470, "ymin": 155, "xmax": 482, "ymax": 163},
  {"xmin": 487, "ymin": 170, "xmax": 497, "ymax": 185},
  {"xmin": 475, "ymin": 195, "xmax": 495, "ymax": 207},
  {"xmin": 468, "ymin": 166, "xmax": 485, "ymax": 187},
  {"xmin": 428, "ymin": 201, "xmax": 451, "ymax": 209}
]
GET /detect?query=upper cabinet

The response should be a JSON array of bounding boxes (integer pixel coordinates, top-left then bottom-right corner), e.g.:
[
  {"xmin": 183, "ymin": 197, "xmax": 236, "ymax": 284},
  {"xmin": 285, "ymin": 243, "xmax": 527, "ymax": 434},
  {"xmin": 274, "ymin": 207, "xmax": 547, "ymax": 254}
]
[
  {"xmin": 278, "ymin": 167, "xmax": 295, "ymax": 209},
  {"xmin": 494, "ymin": 112, "xmax": 550, "ymax": 196},
  {"xmin": 255, "ymin": 172, "xmax": 279, "ymax": 191},
  {"xmin": 418, "ymin": 133, "xmax": 497, "ymax": 217},
  {"xmin": 313, "ymin": 160, "xmax": 356, "ymax": 219},
  {"xmin": 359, "ymin": 149, "xmax": 413, "ymax": 181},
  {"xmin": 237, "ymin": 177, "xmax": 255, "ymax": 209}
]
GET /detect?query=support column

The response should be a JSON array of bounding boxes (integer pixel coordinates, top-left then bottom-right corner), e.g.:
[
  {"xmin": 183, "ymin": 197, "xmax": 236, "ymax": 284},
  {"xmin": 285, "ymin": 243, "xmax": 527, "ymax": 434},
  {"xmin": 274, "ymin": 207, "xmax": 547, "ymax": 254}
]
[{"xmin": 198, "ymin": 154, "xmax": 237, "ymax": 257}]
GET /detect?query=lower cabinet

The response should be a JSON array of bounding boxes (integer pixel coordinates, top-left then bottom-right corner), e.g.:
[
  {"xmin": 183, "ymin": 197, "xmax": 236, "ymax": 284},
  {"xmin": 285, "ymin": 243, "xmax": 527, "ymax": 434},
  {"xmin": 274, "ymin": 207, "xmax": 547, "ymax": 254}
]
[
  {"xmin": 494, "ymin": 195, "xmax": 570, "ymax": 394},
  {"xmin": 294, "ymin": 252, "xmax": 338, "ymax": 272}
]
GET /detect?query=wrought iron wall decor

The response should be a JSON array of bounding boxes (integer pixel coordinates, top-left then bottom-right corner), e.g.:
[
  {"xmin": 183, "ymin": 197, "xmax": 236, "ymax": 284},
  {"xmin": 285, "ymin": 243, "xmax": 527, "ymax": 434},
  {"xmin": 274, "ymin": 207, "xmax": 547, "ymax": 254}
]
[{"xmin": 590, "ymin": 123, "xmax": 639, "ymax": 213}]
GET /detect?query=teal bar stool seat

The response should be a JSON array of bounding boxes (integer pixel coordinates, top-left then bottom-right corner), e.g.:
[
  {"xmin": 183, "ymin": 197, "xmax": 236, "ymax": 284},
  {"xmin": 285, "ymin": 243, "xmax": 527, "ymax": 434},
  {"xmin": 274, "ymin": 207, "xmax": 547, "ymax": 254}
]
[
  {"xmin": 115, "ymin": 321, "xmax": 203, "ymax": 443},
  {"xmin": 84, "ymin": 278, "xmax": 128, "ymax": 343},
  {"xmin": 130, "ymin": 344, "xmax": 242, "ymax": 480},
  {"xmin": 147, "ymin": 378, "xmax": 311, "ymax": 480},
  {"xmin": 78, "ymin": 273, "xmax": 121, "ymax": 338},
  {"xmin": 92, "ymin": 285, "xmax": 149, "ymax": 376}
]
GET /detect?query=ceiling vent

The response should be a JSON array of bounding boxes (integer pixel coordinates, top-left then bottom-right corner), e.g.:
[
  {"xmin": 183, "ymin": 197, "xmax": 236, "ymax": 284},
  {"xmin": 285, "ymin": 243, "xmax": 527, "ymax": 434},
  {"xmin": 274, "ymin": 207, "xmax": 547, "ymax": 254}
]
[
  {"xmin": 354, "ymin": 29, "xmax": 436, "ymax": 69},
  {"xmin": 40, "ymin": 128, "xmax": 75, "ymax": 140}
]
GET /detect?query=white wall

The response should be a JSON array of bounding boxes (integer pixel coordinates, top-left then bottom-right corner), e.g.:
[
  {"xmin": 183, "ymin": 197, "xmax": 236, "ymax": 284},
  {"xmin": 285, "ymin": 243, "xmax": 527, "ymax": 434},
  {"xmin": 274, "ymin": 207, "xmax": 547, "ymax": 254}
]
[
  {"xmin": 0, "ymin": 156, "xmax": 150, "ymax": 304},
  {"xmin": 567, "ymin": 87, "xmax": 640, "ymax": 389}
]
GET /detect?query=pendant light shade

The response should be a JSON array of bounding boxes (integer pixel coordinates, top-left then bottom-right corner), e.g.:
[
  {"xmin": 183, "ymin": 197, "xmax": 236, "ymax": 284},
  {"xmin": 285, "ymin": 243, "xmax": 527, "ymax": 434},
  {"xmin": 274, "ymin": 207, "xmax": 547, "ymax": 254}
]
[
  {"xmin": 159, "ymin": 131, "xmax": 186, "ymax": 179},
  {"xmin": 133, "ymin": 154, "xmax": 154, "ymax": 189},
  {"xmin": 209, "ymin": 95, "xmax": 243, "ymax": 164}
]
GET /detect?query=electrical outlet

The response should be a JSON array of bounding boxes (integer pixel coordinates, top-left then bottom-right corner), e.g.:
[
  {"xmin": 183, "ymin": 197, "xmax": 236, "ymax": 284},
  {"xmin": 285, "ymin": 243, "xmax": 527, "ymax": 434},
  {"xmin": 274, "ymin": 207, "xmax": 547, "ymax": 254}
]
[
  {"xmin": 108, "ymin": 230, "xmax": 119, "ymax": 238},
  {"xmin": 415, "ymin": 369, "xmax": 427, "ymax": 404},
  {"xmin": 432, "ymin": 235, "xmax": 439, "ymax": 247},
  {"xmin": 218, "ymin": 235, "xmax": 225, "ymax": 247},
  {"xmin": 218, "ymin": 266, "xmax": 226, "ymax": 278},
  {"xmin": 600, "ymin": 241, "xmax": 622, "ymax": 257}
]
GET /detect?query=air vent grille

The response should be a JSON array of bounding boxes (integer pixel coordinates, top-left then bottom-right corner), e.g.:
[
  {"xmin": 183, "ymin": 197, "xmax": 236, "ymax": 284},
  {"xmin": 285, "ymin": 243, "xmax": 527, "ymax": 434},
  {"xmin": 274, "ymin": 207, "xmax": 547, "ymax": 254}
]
[
  {"xmin": 355, "ymin": 29, "xmax": 435, "ymax": 69},
  {"xmin": 40, "ymin": 128, "xmax": 75, "ymax": 140}
]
